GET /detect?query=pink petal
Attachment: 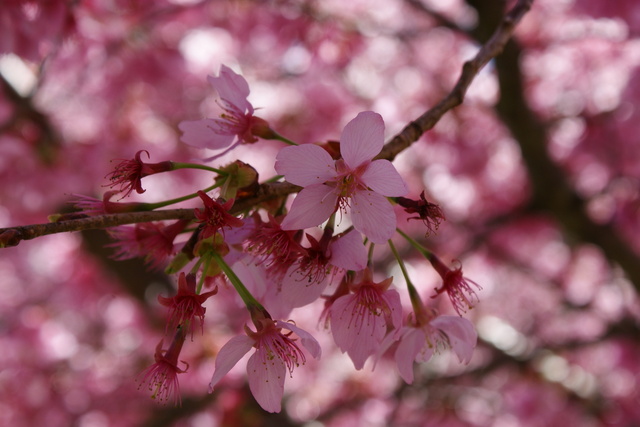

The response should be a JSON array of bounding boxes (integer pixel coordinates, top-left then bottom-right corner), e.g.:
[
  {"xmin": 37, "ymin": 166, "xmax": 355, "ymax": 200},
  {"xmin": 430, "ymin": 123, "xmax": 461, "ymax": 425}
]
[
  {"xmin": 382, "ymin": 289, "xmax": 403, "ymax": 330},
  {"xmin": 209, "ymin": 335, "xmax": 254, "ymax": 391},
  {"xmin": 281, "ymin": 185, "xmax": 338, "ymax": 231},
  {"xmin": 347, "ymin": 312, "xmax": 387, "ymax": 369},
  {"xmin": 432, "ymin": 316, "xmax": 477, "ymax": 364},
  {"xmin": 340, "ymin": 111, "xmax": 384, "ymax": 169},
  {"xmin": 179, "ymin": 119, "xmax": 234, "ymax": 149},
  {"xmin": 275, "ymin": 144, "xmax": 337, "ymax": 186},
  {"xmin": 330, "ymin": 295, "xmax": 359, "ymax": 353},
  {"xmin": 232, "ymin": 259, "xmax": 267, "ymax": 300},
  {"xmin": 350, "ymin": 189, "xmax": 397, "ymax": 244},
  {"xmin": 247, "ymin": 349, "xmax": 286, "ymax": 413},
  {"xmin": 280, "ymin": 266, "xmax": 329, "ymax": 309},
  {"xmin": 395, "ymin": 328, "xmax": 427, "ymax": 384},
  {"xmin": 208, "ymin": 65, "xmax": 251, "ymax": 112},
  {"xmin": 277, "ymin": 320, "xmax": 322, "ymax": 359},
  {"xmin": 330, "ymin": 294, "xmax": 386, "ymax": 369},
  {"xmin": 329, "ymin": 230, "xmax": 367, "ymax": 271},
  {"xmin": 374, "ymin": 330, "xmax": 400, "ymax": 370},
  {"xmin": 361, "ymin": 159, "xmax": 408, "ymax": 197}
]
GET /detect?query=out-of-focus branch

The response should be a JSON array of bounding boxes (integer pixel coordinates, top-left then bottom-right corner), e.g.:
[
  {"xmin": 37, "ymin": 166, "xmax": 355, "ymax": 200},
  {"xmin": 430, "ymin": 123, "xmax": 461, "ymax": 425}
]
[
  {"xmin": 0, "ymin": 72, "xmax": 61, "ymax": 164},
  {"xmin": 466, "ymin": 0, "xmax": 640, "ymax": 290},
  {"xmin": 376, "ymin": 0, "xmax": 533, "ymax": 161}
]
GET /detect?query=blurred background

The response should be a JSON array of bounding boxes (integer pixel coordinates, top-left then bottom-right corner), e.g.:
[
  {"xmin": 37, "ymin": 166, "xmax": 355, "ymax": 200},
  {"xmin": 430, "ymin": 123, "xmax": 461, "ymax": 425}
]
[{"xmin": 1, "ymin": 0, "xmax": 639, "ymax": 426}]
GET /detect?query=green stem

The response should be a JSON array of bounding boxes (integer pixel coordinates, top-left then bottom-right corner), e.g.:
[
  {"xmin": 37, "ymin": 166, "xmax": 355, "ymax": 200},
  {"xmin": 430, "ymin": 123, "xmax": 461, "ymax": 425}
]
[
  {"xmin": 388, "ymin": 239, "xmax": 423, "ymax": 315},
  {"xmin": 196, "ymin": 256, "xmax": 211, "ymax": 294},
  {"xmin": 145, "ymin": 182, "xmax": 221, "ymax": 210},
  {"xmin": 272, "ymin": 132, "xmax": 298, "ymax": 146},
  {"xmin": 367, "ymin": 241, "xmax": 375, "ymax": 266},
  {"xmin": 171, "ymin": 162, "xmax": 228, "ymax": 175},
  {"xmin": 396, "ymin": 228, "xmax": 432, "ymax": 259},
  {"xmin": 211, "ymin": 252, "xmax": 265, "ymax": 311},
  {"xmin": 263, "ymin": 175, "xmax": 284, "ymax": 183}
]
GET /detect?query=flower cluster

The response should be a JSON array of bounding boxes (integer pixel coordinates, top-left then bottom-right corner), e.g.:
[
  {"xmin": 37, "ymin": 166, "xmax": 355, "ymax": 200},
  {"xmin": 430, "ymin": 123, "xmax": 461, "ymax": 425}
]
[{"xmin": 85, "ymin": 65, "xmax": 482, "ymax": 411}]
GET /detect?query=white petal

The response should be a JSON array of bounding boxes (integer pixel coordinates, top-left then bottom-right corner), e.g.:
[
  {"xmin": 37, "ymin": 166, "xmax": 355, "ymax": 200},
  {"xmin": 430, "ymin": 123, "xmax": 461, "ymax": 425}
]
[
  {"xmin": 350, "ymin": 190, "xmax": 397, "ymax": 244},
  {"xmin": 340, "ymin": 111, "xmax": 384, "ymax": 169},
  {"xmin": 275, "ymin": 144, "xmax": 337, "ymax": 186},
  {"xmin": 281, "ymin": 185, "xmax": 338, "ymax": 230},
  {"xmin": 209, "ymin": 335, "xmax": 254, "ymax": 391},
  {"xmin": 361, "ymin": 160, "xmax": 408, "ymax": 197}
]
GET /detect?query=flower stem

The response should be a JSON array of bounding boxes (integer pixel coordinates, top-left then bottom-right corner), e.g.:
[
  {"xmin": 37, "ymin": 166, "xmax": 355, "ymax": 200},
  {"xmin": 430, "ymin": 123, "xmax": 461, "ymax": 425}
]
[
  {"xmin": 388, "ymin": 239, "xmax": 423, "ymax": 316},
  {"xmin": 145, "ymin": 182, "xmax": 221, "ymax": 210},
  {"xmin": 396, "ymin": 228, "xmax": 432, "ymax": 258},
  {"xmin": 272, "ymin": 132, "xmax": 298, "ymax": 146},
  {"xmin": 263, "ymin": 175, "xmax": 284, "ymax": 183},
  {"xmin": 211, "ymin": 252, "xmax": 265, "ymax": 312},
  {"xmin": 171, "ymin": 162, "xmax": 228, "ymax": 175}
]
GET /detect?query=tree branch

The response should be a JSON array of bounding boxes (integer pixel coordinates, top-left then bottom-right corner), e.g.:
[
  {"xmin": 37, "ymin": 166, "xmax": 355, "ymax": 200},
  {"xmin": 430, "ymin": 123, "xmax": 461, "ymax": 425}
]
[
  {"xmin": 376, "ymin": 0, "xmax": 533, "ymax": 161},
  {"xmin": 0, "ymin": 0, "xmax": 533, "ymax": 248},
  {"xmin": 0, "ymin": 209, "xmax": 195, "ymax": 247}
]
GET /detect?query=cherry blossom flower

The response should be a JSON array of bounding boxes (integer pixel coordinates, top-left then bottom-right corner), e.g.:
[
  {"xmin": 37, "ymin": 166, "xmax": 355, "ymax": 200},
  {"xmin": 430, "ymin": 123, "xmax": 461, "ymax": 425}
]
[
  {"xmin": 396, "ymin": 191, "xmax": 446, "ymax": 236},
  {"xmin": 245, "ymin": 214, "xmax": 306, "ymax": 279},
  {"xmin": 275, "ymin": 111, "xmax": 408, "ymax": 244},
  {"xmin": 429, "ymin": 255, "xmax": 482, "ymax": 316},
  {"xmin": 105, "ymin": 150, "xmax": 173, "ymax": 198},
  {"xmin": 158, "ymin": 272, "xmax": 218, "ymax": 338},
  {"xmin": 383, "ymin": 310, "xmax": 477, "ymax": 384},
  {"xmin": 194, "ymin": 191, "xmax": 244, "ymax": 239},
  {"xmin": 279, "ymin": 229, "xmax": 367, "ymax": 310},
  {"xmin": 179, "ymin": 65, "xmax": 273, "ymax": 159},
  {"xmin": 138, "ymin": 328, "xmax": 189, "ymax": 406},
  {"xmin": 108, "ymin": 219, "xmax": 189, "ymax": 269},
  {"xmin": 329, "ymin": 268, "xmax": 402, "ymax": 369},
  {"xmin": 209, "ymin": 316, "xmax": 321, "ymax": 413}
]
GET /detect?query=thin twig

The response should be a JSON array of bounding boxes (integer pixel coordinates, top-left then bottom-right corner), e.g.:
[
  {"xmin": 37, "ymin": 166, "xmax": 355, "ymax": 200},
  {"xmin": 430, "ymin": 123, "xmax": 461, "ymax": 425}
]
[
  {"xmin": 0, "ymin": 209, "xmax": 195, "ymax": 247},
  {"xmin": 377, "ymin": 0, "xmax": 533, "ymax": 161}
]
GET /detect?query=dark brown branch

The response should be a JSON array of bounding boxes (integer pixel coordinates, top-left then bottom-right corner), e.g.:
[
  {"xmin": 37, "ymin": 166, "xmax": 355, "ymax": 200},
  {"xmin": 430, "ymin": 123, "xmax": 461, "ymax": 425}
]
[
  {"xmin": 377, "ymin": 0, "xmax": 533, "ymax": 161},
  {"xmin": 0, "ymin": 209, "xmax": 195, "ymax": 247}
]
